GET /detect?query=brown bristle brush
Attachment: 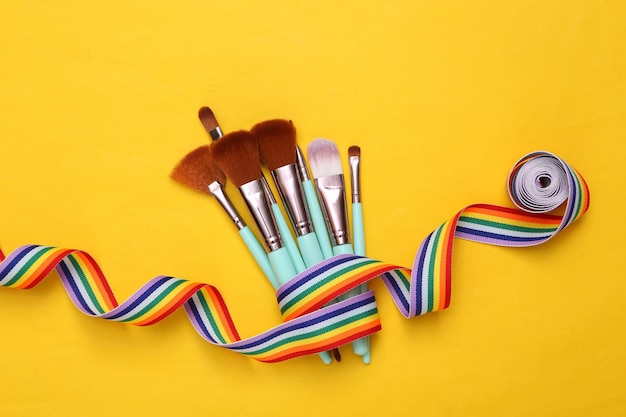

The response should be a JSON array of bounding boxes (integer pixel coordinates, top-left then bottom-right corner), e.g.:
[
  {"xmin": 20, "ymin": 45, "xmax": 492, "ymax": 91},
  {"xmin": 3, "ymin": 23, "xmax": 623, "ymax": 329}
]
[
  {"xmin": 170, "ymin": 144, "xmax": 278, "ymax": 289},
  {"xmin": 212, "ymin": 127, "xmax": 307, "ymax": 272},
  {"xmin": 251, "ymin": 120, "xmax": 328, "ymax": 268},
  {"xmin": 211, "ymin": 130, "xmax": 300, "ymax": 286},
  {"xmin": 198, "ymin": 106, "xmax": 223, "ymax": 140},
  {"xmin": 170, "ymin": 145, "xmax": 226, "ymax": 193},
  {"xmin": 251, "ymin": 120, "xmax": 341, "ymax": 363},
  {"xmin": 252, "ymin": 119, "xmax": 297, "ymax": 170}
]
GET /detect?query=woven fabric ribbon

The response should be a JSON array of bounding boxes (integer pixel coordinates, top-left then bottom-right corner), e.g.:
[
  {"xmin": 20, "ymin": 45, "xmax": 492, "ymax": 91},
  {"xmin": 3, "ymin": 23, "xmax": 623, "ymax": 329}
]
[{"xmin": 0, "ymin": 151, "xmax": 589, "ymax": 362}]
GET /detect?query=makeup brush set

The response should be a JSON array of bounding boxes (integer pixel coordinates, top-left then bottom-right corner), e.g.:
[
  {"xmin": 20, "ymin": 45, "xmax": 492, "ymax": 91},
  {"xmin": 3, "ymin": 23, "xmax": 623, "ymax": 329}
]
[
  {"xmin": 0, "ymin": 107, "xmax": 590, "ymax": 364},
  {"xmin": 171, "ymin": 108, "xmax": 372, "ymax": 364}
]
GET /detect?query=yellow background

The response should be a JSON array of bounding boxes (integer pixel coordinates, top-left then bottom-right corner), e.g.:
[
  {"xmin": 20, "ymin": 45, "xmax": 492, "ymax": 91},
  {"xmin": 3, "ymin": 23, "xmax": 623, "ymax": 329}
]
[{"xmin": 1, "ymin": 1, "xmax": 624, "ymax": 416}]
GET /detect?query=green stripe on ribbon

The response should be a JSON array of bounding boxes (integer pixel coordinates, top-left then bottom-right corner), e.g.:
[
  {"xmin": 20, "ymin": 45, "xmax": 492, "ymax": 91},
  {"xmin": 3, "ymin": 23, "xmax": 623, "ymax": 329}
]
[
  {"xmin": 3, "ymin": 246, "xmax": 55, "ymax": 287},
  {"xmin": 458, "ymin": 216, "xmax": 558, "ymax": 233}
]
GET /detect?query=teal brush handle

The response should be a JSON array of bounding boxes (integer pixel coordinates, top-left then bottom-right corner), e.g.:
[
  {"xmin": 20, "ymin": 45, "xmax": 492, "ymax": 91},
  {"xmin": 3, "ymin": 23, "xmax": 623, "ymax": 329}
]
[
  {"xmin": 297, "ymin": 232, "xmax": 325, "ymax": 268},
  {"xmin": 352, "ymin": 201, "xmax": 370, "ymax": 363},
  {"xmin": 238, "ymin": 226, "xmax": 279, "ymax": 290},
  {"xmin": 332, "ymin": 243, "xmax": 369, "ymax": 356},
  {"xmin": 332, "ymin": 243, "xmax": 354, "ymax": 256},
  {"xmin": 352, "ymin": 202, "xmax": 368, "ymax": 295},
  {"xmin": 352, "ymin": 202, "xmax": 365, "ymax": 256},
  {"xmin": 302, "ymin": 180, "xmax": 334, "ymax": 259},
  {"xmin": 267, "ymin": 247, "xmax": 297, "ymax": 286},
  {"xmin": 271, "ymin": 203, "xmax": 306, "ymax": 273}
]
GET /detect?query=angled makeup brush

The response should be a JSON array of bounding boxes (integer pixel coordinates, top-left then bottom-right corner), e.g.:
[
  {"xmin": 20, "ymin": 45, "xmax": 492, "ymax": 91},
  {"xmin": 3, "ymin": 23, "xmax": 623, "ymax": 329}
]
[
  {"xmin": 251, "ymin": 119, "xmax": 325, "ymax": 268},
  {"xmin": 170, "ymin": 145, "xmax": 278, "ymax": 289},
  {"xmin": 211, "ymin": 131, "xmax": 298, "ymax": 285},
  {"xmin": 307, "ymin": 139, "xmax": 370, "ymax": 358},
  {"xmin": 348, "ymin": 145, "xmax": 371, "ymax": 364},
  {"xmin": 198, "ymin": 109, "xmax": 306, "ymax": 274},
  {"xmin": 198, "ymin": 106, "xmax": 223, "ymax": 140}
]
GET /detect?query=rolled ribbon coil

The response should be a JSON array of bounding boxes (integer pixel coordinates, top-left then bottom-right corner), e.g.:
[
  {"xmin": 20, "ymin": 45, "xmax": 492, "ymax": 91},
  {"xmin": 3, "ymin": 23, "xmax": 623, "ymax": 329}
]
[{"xmin": 508, "ymin": 151, "xmax": 571, "ymax": 213}]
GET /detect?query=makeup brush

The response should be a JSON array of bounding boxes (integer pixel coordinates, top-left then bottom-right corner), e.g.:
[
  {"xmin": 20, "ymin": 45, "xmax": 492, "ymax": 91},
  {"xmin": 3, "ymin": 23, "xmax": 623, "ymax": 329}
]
[
  {"xmin": 253, "ymin": 119, "xmax": 342, "ymax": 363},
  {"xmin": 170, "ymin": 145, "xmax": 278, "ymax": 289},
  {"xmin": 251, "ymin": 119, "xmax": 325, "ymax": 268},
  {"xmin": 210, "ymin": 131, "xmax": 299, "ymax": 285},
  {"xmin": 348, "ymin": 145, "xmax": 371, "ymax": 364},
  {"xmin": 198, "ymin": 108, "xmax": 306, "ymax": 274},
  {"xmin": 198, "ymin": 106, "xmax": 223, "ymax": 140},
  {"xmin": 348, "ymin": 146, "xmax": 365, "ymax": 257},
  {"xmin": 307, "ymin": 139, "xmax": 370, "ymax": 358}
]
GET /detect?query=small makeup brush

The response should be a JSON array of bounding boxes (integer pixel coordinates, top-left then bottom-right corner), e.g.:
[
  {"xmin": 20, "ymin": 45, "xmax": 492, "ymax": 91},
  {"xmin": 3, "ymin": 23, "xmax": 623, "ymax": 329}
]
[
  {"xmin": 307, "ymin": 139, "xmax": 370, "ymax": 358},
  {"xmin": 251, "ymin": 119, "xmax": 325, "ymax": 268},
  {"xmin": 348, "ymin": 146, "xmax": 365, "ymax": 257},
  {"xmin": 198, "ymin": 106, "xmax": 223, "ymax": 140},
  {"xmin": 170, "ymin": 145, "xmax": 278, "ymax": 289},
  {"xmin": 348, "ymin": 145, "xmax": 371, "ymax": 364},
  {"xmin": 198, "ymin": 108, "xmax": 306, "ymax": 274},
  {"xmin": 211, "ymin": 131, "xmax": 298, "ymax": 285}
]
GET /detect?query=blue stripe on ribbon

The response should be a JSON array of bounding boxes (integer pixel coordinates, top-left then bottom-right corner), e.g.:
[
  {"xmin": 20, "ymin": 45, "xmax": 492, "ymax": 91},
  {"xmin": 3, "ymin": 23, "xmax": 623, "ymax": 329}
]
[
  {"xmin": 0, "ymin": 244, "xmax": 40, "ymax": 282},
  {"xmin": 230, "ymin": 294, "xmax": 376, "ymax": 351},
  {"xmin": 103, "ymin": 276, "xmax": 173, "ymax": 320}
]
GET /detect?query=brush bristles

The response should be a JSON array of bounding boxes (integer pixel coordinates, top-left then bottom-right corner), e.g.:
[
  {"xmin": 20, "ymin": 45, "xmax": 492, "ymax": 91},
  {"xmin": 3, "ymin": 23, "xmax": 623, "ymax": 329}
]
[
  {"xmin": 306, "ymin": 138, "xmax": 343, "ymax": 178},
  {"xmin": 251, "ymin": 119, "xmax": 297, "ymax": 170},
  {"xmin": 348, "ymin": 146, "xmax": 361, "ymax": 157},
  {"xmin": 211, "ymin": 130, "xmax": 263, "ymax": 186},
  {"xmin": 198, "ymin": 106, "xmax": 219, "ymax": 133},
  {"xmin": 170, "ymin": 145, "xmax": 226, "ymax": 194}
]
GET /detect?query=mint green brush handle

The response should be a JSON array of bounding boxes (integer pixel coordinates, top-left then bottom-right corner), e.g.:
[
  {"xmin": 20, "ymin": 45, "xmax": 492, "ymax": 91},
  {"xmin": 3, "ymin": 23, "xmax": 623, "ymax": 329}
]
[
  {"xmin": 238, "ymin": 226, "xmax": 279, "ymax": 290},
  {"xmin": 352, "ymin": 202, "xmax": 368, "ymax": 295},
  {"xmin": 267, "ymin": 247, "xmax": 298, "ymax": 286},
  {"xmin": 352, "ymin": 202, "xmax": 365, "ymax": 256},
  {"xmin": 352, "ymin": 202, "xmax": 370, "ymax": 363},
  {"xmin": 302, "ymin": 180, "xmax": 334, "ymax": 259},
  {"xmin": 271, "ymin": 203, "xmax": 306, "ymax": 273},
  {"xmin": 297, "ymin": 232, "xmax": 325, "ymax": 268}
]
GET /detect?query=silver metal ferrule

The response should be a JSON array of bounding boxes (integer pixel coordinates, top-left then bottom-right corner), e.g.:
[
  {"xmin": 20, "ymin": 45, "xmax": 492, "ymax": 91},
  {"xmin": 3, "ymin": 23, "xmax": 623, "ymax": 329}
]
[
  {"xmin": 295, "ymin": 145, "xmax": 310, "ymax": 182},
  {"xmin": 209, "ymin": 126, "xmax": 223, "ymax": 141},
  {"xmin": 260, "ymin": 175, "xmax": 278, "ymax": 204},
  {"xmin": 208, "ymin": 181, "xmax": 246, "ymax": 230},
  {"xmin": 315, "ymin": 174, "xmax": 350, "ymax": 246},
  {"xmin": 272, "ymin": 164, "xmax": 313, "ymax": 236},
  {"xmin": 349, "ymin": 154, "xmax": 361, "ymax": 203},
  {"xmin": 239, "ymin": 179, "xmax": 282, "ymax": 251}
]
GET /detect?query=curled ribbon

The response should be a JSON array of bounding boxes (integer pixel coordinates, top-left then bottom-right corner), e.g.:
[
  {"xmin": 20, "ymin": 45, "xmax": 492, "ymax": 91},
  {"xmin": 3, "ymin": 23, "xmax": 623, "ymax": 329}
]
[{"xmin": 0, "ymin": 151, "xmax": 589, "ymax": 362}]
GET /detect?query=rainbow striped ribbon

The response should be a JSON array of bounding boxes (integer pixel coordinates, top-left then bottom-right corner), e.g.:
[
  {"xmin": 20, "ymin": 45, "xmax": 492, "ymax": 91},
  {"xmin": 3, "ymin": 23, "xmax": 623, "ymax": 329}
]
[{"xmin": 0, "ymin": 151, "xmax": 589, "ymax": 362}]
